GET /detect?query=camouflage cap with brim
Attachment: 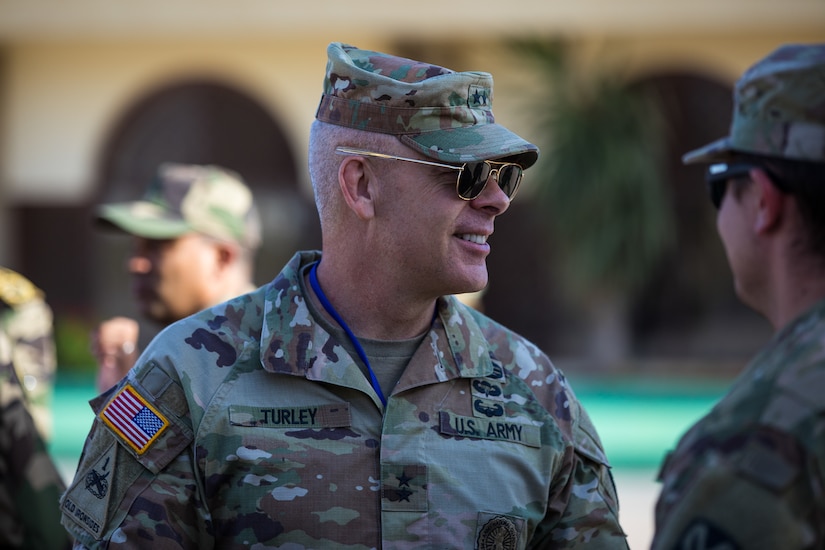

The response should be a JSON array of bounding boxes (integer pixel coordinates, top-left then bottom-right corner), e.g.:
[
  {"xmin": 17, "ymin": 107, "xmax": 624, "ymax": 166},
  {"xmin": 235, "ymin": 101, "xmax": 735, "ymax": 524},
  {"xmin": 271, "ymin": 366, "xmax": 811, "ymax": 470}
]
[
  {"xmin": 315, "ymin": 42, "xmax": 539, "ymax": 168},
  {"xmin": 684, "ymin": 43, "xmax": 825, "ymax": 165},
  {"xmin": 96, "ymin": 163, "xmax": 262, "ymax": 249}
]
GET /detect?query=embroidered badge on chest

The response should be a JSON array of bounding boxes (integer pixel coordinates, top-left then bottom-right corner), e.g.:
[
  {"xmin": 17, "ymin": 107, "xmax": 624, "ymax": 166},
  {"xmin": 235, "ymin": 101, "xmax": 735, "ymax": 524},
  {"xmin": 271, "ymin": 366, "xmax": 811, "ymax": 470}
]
[
  {"xmin": 100, "ymin": 384, "xmax": 169, "ymax": 455},
  {"xmin": 439, "ymin": 360, "xmax": 542, "ymax": 447},
  {"xmin": 476, "ymin": 513, "xmax": 524, "ymax": 550},
  {"xmin": 471, "ymin": 362, "xmax": 506, "ymax": 419}
]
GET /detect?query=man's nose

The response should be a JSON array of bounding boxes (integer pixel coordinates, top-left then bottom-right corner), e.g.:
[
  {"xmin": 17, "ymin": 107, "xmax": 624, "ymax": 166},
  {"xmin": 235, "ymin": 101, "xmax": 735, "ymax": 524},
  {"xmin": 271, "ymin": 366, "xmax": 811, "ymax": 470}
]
[
  {"xmin": 471, "ymin": 171, "xmax": 510, "ymax": 214},
  {"xmin": 128, "ymin": 255, "xmax": 151, "ymax": 274}
]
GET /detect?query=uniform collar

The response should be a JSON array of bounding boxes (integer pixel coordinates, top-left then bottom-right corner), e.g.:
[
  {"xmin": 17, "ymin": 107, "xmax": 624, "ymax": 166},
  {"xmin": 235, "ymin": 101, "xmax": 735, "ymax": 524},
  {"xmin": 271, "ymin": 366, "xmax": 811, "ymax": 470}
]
[{"xmin": 259, "ymin": 251, "xmax": 495, "ymax": 384}]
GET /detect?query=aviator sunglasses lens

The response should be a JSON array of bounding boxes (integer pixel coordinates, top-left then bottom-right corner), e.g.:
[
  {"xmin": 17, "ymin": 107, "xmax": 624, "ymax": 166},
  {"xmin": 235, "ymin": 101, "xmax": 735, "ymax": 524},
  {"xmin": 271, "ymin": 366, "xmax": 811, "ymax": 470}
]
[
  {"xmin": 708, "ymin": 179, "xmax": 726, "ymax": 209},
  {"xmin": 457, "ymin": 162, "xmax": 523, "ymax": 200},
  {"xmin": 498, "ymin": 165, "xmax": 522, "ymax": 197},
  {"xmin": 705, "ymin": 162, "xmax": 758, "ymax": 209},
  {"xmin": 458, "ymin": 163, "xmax": 492, "ymax": 199}
]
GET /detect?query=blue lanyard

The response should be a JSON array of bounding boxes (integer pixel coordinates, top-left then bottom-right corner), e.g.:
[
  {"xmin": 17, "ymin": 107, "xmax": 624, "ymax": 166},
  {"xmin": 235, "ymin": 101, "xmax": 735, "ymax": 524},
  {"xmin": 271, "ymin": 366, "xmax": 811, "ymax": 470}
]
[{"xmin": 309, "ymin": 262, "xmax": 387, "ymax": 408}]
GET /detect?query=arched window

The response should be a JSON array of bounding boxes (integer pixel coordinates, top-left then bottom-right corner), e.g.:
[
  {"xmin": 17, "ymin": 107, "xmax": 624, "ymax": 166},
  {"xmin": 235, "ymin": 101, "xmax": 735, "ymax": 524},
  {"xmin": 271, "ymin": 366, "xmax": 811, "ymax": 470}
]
[{"xmin": 79, "ymin": 79, "xmax": 316, "ymax": 343}]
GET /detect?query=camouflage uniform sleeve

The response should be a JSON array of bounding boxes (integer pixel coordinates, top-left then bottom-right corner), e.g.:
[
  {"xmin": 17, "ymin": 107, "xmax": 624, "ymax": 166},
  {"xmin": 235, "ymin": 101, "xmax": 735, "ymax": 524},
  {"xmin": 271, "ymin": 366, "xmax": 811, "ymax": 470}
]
[
  {"xmin": 0, "ymin": 267, "xmax": 57, "ymax": 441},
  {"xmin": 533, "ymin": 397, "xmax": 628, "ymax": 549},
  {"xmin": 60, "ymin": 360, "xmax": 203, "ymax": 548},
  {"xmin": 0, "ymin": 328, "xmax": 71, "ymax": 550},
  {"xmin": 652, "ymin": 423, "xmax": 825, "ymax": 549}
]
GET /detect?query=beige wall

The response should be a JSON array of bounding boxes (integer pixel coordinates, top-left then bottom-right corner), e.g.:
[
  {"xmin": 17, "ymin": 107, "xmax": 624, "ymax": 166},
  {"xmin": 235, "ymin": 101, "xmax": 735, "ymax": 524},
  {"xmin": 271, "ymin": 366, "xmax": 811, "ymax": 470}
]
[
  {"xmin": 1, "ymin": 0, "xmax": 823, "ymax": 39},
  {"xmin": 4, "ymin": 29, "xmax": 823, "ymax": 207},
  {"xmin": 0, "ymin": 35, "xmax": 386, "ymax": 202}
]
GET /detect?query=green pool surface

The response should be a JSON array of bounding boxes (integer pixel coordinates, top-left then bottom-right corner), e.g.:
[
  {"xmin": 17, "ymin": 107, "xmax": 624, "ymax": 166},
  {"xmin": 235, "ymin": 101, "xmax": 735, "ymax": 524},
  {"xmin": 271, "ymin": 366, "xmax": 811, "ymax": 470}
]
[
  {"xmin": 570, "ymin": 378, "xmax": 726, "ymax": 468},
  {"xmin": 49, "ymin": 373, "xmax": 728, "ymax": 472}
]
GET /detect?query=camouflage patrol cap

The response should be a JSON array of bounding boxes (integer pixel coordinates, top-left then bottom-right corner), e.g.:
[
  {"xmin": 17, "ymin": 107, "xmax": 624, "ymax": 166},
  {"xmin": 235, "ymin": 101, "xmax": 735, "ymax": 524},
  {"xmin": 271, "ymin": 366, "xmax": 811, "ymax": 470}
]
[
  {"xmin": 96, "ymin": 163, "xmax": 262, "ymax": 249},
  {"xmin": 684, "ymin": 43, "xmax": 825, "ymax": 164},
  {"xmin": 315, "ymin": 42, "xmax": 539, "ymax": 168}
]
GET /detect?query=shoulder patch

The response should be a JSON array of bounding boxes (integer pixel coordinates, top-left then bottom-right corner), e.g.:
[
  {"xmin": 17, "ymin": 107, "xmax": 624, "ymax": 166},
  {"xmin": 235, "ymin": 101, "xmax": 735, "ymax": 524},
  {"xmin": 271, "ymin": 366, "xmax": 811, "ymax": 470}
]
[
  {"xmin": 100, "ymin": 383, "xmax": 169, "ymax": 455},
  {"xmin": 675, "ymin": 518, "xmax": 742, "ymax": 550},
  {"xmin": 0, "ymin": 267, "xmax": 41, "ymax": 307}
]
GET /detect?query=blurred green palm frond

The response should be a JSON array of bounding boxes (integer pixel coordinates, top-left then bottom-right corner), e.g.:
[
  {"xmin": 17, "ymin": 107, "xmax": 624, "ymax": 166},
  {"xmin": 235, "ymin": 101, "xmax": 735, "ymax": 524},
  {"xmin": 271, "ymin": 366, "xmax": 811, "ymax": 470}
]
[{"xmin": 512, "ymin": 39, "xmax": 674, "ymax": 300}]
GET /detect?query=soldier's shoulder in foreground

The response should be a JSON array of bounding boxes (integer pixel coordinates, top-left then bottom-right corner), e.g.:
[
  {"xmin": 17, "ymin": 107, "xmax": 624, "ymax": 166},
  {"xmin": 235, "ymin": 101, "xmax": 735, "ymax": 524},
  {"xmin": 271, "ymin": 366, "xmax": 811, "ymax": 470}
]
[
  {"xmin": 0, "ymin": 266, "xmax": 54, "ymax": 353},
  {"xmin": 60, "ymin": 359, "xmax": 198, "ymax": 545},
  {"xmin": 653, "ymin": 308, "xmax": 825, "ymax": 549},
  {"xmin": 0, "ymin": 329, "xmax": 71, "ymax": 549},
  {"xmin": 61, "ymin": 286, "xmax": 270, "ymax": 547},
  {"xmin": 0, "ymin": 266, "xmax": 57, "ymax": 439},
  {"xmin": 141, "ymin": 285, "xmax": 268, "ymax": 384},
  {"xmin": 0, "ymin": 267, "xmax": 43, "ymax": 308}
]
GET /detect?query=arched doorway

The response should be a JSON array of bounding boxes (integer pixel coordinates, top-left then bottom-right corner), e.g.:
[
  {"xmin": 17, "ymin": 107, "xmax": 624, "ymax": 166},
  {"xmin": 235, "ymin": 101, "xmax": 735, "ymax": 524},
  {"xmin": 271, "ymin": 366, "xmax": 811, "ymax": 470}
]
[
  {"xmin": 92, "ymin": 79, "xmax": 321, "ymax": 345},
  {"xmin": 630, "ymin": 71, "xmax": 772, "ymax": 361}
]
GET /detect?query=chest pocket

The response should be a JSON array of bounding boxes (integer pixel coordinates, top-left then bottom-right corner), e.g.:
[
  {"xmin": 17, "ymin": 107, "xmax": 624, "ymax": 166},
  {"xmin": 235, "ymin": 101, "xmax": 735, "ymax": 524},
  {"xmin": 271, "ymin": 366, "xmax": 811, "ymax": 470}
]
[{"xmin": 736, "ymin": 426, "xmax": 803, "ymax": 493}]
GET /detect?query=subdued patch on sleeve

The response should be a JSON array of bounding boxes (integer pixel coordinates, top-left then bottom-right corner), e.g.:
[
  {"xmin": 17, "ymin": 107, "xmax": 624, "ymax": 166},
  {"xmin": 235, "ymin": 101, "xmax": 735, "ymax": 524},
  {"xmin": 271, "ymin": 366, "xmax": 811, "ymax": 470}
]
[{"xmin": 60, "ymin": 431, "xmax": 144, "ymax": 542}]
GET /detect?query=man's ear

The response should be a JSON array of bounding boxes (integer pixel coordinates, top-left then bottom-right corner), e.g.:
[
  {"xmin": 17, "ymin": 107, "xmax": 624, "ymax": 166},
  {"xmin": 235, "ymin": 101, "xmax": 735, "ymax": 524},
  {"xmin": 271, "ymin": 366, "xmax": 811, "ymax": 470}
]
[
  {"xmin": 751, "ymin": 167, "xmax": 784, "ymax": 234},
  {"xmin": 338, "ymin": 156, "xmax": 377, "ymax": 220}
]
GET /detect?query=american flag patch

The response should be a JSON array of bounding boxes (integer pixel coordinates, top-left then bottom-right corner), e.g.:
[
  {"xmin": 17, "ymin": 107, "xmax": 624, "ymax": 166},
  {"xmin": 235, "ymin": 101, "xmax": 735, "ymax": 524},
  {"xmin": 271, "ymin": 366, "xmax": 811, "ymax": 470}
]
[{"xmin": 100, "ymin": 384, "xmax": 169, "ymax": 455}]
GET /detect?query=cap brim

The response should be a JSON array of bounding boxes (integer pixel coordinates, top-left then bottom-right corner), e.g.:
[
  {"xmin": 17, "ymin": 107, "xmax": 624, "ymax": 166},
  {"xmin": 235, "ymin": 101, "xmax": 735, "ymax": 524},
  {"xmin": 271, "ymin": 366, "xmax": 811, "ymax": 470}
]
[
  {"xmin": 401, "ymin": 123, "xmax": 539, "ymax": 169},
  {"xmin": 96, "ymin": 202, "xmax": 192, "ymax": 240},
  {"xmin": 682, "ymin": 136, "xmax": 736, "ymax": 165}
]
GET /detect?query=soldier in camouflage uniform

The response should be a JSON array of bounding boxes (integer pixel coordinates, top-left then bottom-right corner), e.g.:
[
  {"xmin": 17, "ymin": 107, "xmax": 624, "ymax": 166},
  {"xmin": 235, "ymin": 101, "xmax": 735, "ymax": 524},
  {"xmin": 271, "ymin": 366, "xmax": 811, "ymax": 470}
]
[
  {"xmin": 61, "ymin": 42, "xmax": 628, "ymax": 549},
  {"xmin": 0, "ymin": 309, "xmax": 71, "ymax": 548},
  {"xmin": 0, "ymin": 266, "xmax": 57, "ymax": 441},
  {"xmin": 653, "ymin": 43, "xmax": 825, "ymax": 548},
  {"xmin": 91, "ymin": 164, "xmax": 261, "ymax": 392}
]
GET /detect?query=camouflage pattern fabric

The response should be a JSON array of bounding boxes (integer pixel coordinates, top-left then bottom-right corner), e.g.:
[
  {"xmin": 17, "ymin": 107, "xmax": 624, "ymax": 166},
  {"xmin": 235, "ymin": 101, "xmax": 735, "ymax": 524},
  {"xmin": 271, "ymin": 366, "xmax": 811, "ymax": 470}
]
[
  {"xmin": 62, "ymin": 251, "xmax": 628, "ymax": 549},
  {"xmin": 96, "ymin": 163, "xmax": 262, "ymax": 249},
  {"xmin": 0, "ymin": 326, "xmax": 71, "ymax": 549},
  {"xmin": 653, "ymin": 298, "xmax": 825, "ymax": 549},
  {"xmin": 316, "ymin": 42, "xmax": 539, "ymax": 168},
  {"xmin": 0, "ymin": 266, "xmax": 57, "ymax": 441},
  {"xmin": 684, "ymin": 43, "xmax": 825, "ymax": 164}
]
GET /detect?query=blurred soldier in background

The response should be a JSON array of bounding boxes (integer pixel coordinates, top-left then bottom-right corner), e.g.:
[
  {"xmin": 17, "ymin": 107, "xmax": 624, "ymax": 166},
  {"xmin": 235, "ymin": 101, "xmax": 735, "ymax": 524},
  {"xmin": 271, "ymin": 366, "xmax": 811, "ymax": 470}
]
[
  {"xmin": 0, "ymin": 266, "xmax": 57, "ymax": 440},
  {"xmin": 653, "ymin": 43, "xmax": 825, "ymax": 548},
  {"xmin": 90, "ymin": 163, "xmax": 262, "ymax": 391},
  {"xmin": 0, "ymin": 270, "xmax": 70, "ymax": 549}
]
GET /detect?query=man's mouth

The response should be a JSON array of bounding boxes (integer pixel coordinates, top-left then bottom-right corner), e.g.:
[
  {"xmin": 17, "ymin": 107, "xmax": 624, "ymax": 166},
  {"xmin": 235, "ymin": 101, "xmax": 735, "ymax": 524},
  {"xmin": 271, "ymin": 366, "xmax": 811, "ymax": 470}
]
[{"xmin": 457, "ymin": 233, "xmax": 488, "ymax": 245}]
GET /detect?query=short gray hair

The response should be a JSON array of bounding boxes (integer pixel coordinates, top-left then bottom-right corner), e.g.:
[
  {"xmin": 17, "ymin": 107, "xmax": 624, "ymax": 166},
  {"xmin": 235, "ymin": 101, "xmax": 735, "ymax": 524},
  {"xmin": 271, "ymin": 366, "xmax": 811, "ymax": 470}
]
[{"xmin": 308, "ymin": 121, "xmax": 395, "ymax": 230}]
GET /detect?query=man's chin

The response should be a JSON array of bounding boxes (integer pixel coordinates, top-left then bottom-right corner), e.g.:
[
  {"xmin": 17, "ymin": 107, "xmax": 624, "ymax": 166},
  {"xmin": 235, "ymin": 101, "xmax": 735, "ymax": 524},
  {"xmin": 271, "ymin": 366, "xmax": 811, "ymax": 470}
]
[
  {"xmin": 450, "ymin": 277, "xmax": 488, "ymax": 298},
  {"xmin": 140, "ymin": 304, "xmax": 171, "ymax": 325}
]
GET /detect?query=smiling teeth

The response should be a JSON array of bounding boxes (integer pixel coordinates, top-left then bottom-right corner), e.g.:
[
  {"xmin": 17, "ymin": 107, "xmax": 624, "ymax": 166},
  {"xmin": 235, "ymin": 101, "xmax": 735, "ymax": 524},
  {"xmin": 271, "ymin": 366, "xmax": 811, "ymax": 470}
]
[{"xmin": 459, "ymin": 234, "xmax": 487, "ymax": 244}]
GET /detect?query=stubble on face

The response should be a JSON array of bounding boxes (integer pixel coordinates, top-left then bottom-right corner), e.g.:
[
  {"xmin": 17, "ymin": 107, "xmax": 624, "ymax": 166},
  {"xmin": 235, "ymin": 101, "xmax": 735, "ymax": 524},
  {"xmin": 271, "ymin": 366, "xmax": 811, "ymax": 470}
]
[{"xmin": 132, "ymin": 235, "xmax": 217, "ymax": 325}]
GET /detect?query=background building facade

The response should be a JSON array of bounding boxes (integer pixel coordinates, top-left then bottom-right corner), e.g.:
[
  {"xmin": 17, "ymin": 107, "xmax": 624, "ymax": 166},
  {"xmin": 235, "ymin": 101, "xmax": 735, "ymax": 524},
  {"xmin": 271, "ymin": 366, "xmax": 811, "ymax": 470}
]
[{"xmin": 1, "ymin": 0, "xmax": 823, "ymax": 371}]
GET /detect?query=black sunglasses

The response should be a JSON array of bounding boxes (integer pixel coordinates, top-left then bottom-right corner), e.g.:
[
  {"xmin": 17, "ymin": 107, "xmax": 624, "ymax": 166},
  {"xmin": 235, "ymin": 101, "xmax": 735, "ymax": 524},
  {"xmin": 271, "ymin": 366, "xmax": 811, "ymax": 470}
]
[
  {"xmin": 335, "ymin": 146, "xmax": 524, "ymax": 201},
  {"xmin": 705, "ymin": 162, "xmax": 760, "ymax": 209}
]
